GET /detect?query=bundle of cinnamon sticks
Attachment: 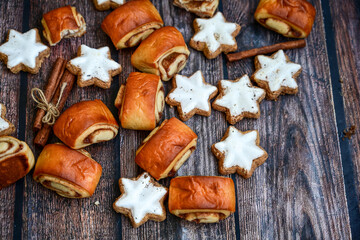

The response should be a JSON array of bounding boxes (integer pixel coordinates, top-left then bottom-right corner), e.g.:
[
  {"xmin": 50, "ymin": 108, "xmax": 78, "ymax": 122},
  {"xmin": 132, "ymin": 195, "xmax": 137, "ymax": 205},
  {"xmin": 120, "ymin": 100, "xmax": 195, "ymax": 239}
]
[{"xmin": 33, "ymin": 58, "xmax": 75, "ymax": 147}]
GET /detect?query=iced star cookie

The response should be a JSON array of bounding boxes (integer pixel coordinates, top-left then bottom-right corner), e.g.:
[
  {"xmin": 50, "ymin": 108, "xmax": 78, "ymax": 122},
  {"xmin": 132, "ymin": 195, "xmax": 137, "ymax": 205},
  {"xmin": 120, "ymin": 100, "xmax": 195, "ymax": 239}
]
[
  {"xmin": 190, "ymin": 12, "xmax": 241, "ymax": 59},
  {"xmin": 113, "ymin": 172, "xmax": 168, "ymax": 228},
  {"xmin": 67, "ymin": 45, "xmax": 122, "ymax": 89},
  {"xmin": 212, "ymin": 75, "xmax": 265, "ymax": 125},
  {"xmin": 252, "ymin": 50, "xmax": 302, "ymax": 100},
  {"xmin": 93, "ymin": 0, "xmax": 125, "ymax": 11},
  {"xmin": 0, "ymin": 29, "xmax": 50, "ymax": 74},
  {"xmin": 166, "ymin": 70, "xmax": 218, "ymax": 121},
  {"xmin": 212, "ymin": 126, "xmax": 268, "ymax": 178},
  {"xmin": 0, "ymin": 104, "xmax": 15, "ymax": 136}
]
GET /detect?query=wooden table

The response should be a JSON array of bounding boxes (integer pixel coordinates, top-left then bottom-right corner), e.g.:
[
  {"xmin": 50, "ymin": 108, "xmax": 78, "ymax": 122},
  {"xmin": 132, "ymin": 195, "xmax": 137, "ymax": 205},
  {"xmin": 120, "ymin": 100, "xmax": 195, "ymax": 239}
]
[{"xmin": 0, "ymin": 0, "xmax": 359, "ymax": 239}]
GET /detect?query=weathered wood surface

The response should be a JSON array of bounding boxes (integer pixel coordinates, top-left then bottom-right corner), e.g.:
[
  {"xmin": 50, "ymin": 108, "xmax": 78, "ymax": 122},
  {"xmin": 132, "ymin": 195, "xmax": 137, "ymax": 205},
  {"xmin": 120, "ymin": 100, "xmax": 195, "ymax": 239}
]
[
  {"xmin": 0, "ymin": 1, "xmax": 24, "ymax": 239},
  {"xmin": 0, "ymin": 0, "xmax": 358, "ymax": 239},
  {"xmin": 328, "ymin": 0, "xmax": 360, "ymax": 234}
]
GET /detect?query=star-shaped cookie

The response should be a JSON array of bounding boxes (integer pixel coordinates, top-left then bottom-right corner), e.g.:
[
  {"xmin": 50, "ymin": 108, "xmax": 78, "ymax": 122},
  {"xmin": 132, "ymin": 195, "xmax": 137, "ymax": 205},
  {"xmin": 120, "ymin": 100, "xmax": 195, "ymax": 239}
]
[
  {"xmin": 0, "ymin": 29, "xmax": 50, "ymax": 74},
  {"xmin": 93, "ymin": 0, "xmax": 125, "ymax": 11},
  {"xmin": 0, "ymin": 103, "xmax": 15, "ymax": 136},
  {"xmin": 67, "ymin": 45, "xmax": 122, "ymax": 89},
  {"xmin": 190, "ymin": 12, "xmax": 241, "ymax": 59},
  {"xmin": 166, "ymin": 70, "xmax": 218, "ymax": 121},
  {"xmin": 252, "ymin": 50, "xmax": 302, "ymax": 100},
  {"xmin": 113, "ymin": 172, "xmax": 168, "ymax": 228},
  {"xmin": 212, "ymin": 75, "xmax": 265, "ymax": 125},
  {"xmin": 212, "ymin": 126, "xmax": 268, "ymax": 178}
]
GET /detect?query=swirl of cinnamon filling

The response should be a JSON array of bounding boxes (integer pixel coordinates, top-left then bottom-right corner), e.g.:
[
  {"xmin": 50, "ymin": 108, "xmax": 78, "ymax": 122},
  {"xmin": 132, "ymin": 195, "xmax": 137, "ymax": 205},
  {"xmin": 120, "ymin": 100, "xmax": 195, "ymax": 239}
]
[
  {"xmin": 33, "ymin": 144, "xmax": 102, "ymax": 198},
  {"xmin": 0, "ymin": 136, "xmax": 35, "ymax": 189}
]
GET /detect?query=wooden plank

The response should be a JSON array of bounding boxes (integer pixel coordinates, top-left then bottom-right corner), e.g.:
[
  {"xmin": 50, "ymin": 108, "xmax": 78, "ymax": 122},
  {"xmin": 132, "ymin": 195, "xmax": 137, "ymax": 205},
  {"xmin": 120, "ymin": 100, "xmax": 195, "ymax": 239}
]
[
  {"xmin": 21, "ymin": 1, "xmax": 120, "ymax": 239},
  {"xmin": 328, "ymin": 0, "xmax": 360, "ymax": 234},
  {"xmin": 0, "ymin": 0, "xmax": 357, "ymax": 239},
  {"xmin": 117, "ymin": 1, "xmax": 237, "ymax": 239},
  {"xmin": 0, "ymin": 1, "xmax": 24, "ymax": 239},
  {"xmin": 222, "ymin": 0, "xmax": 352, "ymax": 239}
]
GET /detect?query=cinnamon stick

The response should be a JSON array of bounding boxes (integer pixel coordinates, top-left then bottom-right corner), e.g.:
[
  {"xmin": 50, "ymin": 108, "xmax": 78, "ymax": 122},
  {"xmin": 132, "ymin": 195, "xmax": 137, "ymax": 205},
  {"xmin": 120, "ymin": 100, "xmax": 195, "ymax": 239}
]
[
  {"xmin": 34, "ymin": 70, "xmax": 75, "ymax": 147},
  {"xmin": 226, "ymin": 40, "xmax": 306, "ymax": 62},
  {"xmin": 33, "ymin": 58, "xmax": 67, "ymax": 131}
]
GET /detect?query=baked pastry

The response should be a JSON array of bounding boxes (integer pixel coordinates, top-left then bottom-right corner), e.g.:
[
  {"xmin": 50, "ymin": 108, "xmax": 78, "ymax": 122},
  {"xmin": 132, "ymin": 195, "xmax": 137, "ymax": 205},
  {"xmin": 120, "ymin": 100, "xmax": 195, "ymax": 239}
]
[
  {"xmin": 135, "ymin": 117, "xmax": 197, "ymax": 180},
  {"xmin": 0, "ymin": 29, "xmax": 50, "ymax": 74},
  {"xmin": 114, "ymin": 72, "xmax": 164, "ymax": 130},
  {"xmin": 113, "ymin": 172, "xmax": 168, "ymax": 228},
  {"xmin": 66, "ymin": 45, "xmax": 122, "ymax": 89},
  {"xmin": 93, "ymin": 0, "xmax": 125, "ymax": 11},
  {"xmin": 252, "ymin": 50, "xmax": 302, "ymax": 100},
  {"xmin": 212, "ymin": 75, "xmax": 265, "ymax": 124},
  {"xmin": 168, "ymin": 176, "xmax": 235, "ymax": 223},
  {"xmin": 53, "ymin": 99, "xmax": 119, "ymax": 149},
  {"xmin": 101, "ymin": 0, "xmax": 163, "ymax": 49},
  {"xmin": 212, "ymin": 126, "xmax": 268, "ymax": 178},
  {"xmin": 33, "ymin": 143, "xmax": 102, "ymax": 198},
  {"xmin": 131, "ymin": 26, "xmax": 190, "ymax": 81},
  {"xmin": 166, "ymin": 70, "xmax": 218, "ymax": 121},
  {"xmin": 42, "ymin": 6, "xmax": 86, "ymax": 46},
  {"xmin": 0, "ymin": 103, "xmax": 15, "ymax": 136},
  {"xmin": 190, "ymin": 12, "xmax": 241, "ymax": 59},
  {"xmin": 173, "ymin": 0, "xmax": 219, "ymax": 18},
  {"xmin": 0, "ymin": 136, "xmax": 35, "ymax": 190},
  {"xmin": 254, "ymin": 0, "xmax": 316, "ymax": 38}
]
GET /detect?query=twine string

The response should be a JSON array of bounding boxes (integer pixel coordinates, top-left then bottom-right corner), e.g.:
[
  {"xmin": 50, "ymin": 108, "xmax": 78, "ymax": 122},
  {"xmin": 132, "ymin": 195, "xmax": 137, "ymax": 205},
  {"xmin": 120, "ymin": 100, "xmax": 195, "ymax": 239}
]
[{"xmin": 31, "ymin": 83, "xmax": 67, "ymax": 125}]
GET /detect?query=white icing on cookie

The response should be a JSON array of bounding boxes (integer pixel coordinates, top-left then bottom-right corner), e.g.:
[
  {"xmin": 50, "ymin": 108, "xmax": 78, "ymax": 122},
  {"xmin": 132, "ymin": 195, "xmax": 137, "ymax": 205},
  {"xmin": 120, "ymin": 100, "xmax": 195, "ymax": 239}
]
[
  {"xmin": 214, "ymin": 126, "xmax": 265, "ymax": 171},
  {"xmin": 0, "ymin": 29, "xmax": 48, "ymax": 69},
  {"xmin": 0, "ymin": 105, "xmax": 10, "ymax": 131},
  {"xmin": 213, "ymin": 75, "xmax": 265, "ymax": 117},
  {"xmin": 69, "ymin": 45, "xmax": 121, "ymax": 82},
  {"xmin": 96, "ymin": 0, "xmax": 124, "ymax": 5},
  {"xmin": 192, "ymin": 12, "xmax": 238, "ymax": 53},
  {"xmin": 168, "ymin": 70, "xmax": 217, "ymax": 114},
  {"xmin": 114, "ymin": 172, "xmax": 167, "ymax": 224},
  {"xmin": 254, "ymin": 50, "xmax": 301, "ymax": 92}
]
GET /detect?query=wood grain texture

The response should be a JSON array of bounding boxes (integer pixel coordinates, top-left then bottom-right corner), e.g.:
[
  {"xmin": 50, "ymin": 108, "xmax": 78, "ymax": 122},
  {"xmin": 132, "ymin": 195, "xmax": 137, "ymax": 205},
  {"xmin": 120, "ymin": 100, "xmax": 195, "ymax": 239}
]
[
  {"xmin": 328, "ymin": 0, "xmax": 360, "ymax": 225},
  {"xmin": 222, "ymin": 0, "xmax": 352, "ymax": 239},
  {"xmin": 0, "ymin": 1, "xmax": 23, "ymax": 239},
  {"xmin": 0, "ymin": 0, "xmax": 358, "ymax": 239},
  {"xmin": 21, "ymin": 1, "xmax": 120, "ymax": 239}
]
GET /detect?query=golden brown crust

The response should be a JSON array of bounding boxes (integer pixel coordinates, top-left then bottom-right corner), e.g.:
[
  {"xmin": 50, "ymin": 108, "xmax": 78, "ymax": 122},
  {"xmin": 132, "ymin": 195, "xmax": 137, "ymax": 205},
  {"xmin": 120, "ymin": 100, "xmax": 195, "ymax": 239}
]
[
  {"xmin": 211, "ymin": 127, "xmax": 268, "ymax": 178},
  {"xmin": 53, "ymin": 99, "xmax": 119, "ymax": 149},
  {"xmin": 93, "ymin": 0, "xmax": 125, "ymax": 11},
  {"xmin": 0, "ymin": 136, "xmax": 35, "ymax": 190},
  {"xmin": 168, "ymin": 176, "xmax": 236, "ymax": 222},
  {"xmin": 0, "ymin": 104, "xmax": 15, "ymax": 136},
  {"xmin": 113, "ymin": 172, "xmax": 168, "ymax": 228},
  {"xmin": 42, "ymin": 6, "xmax": 86, "ymax": 46},
  {"xmin": 33, "ymin": 143, "xmax": 102, "ymax": 198},
  {"xmin": 135, "ymin": 117, "xmax": 197, "ymax": 180},
  {"xmin": 254, "ymin": 0, "xmax": 316, "ymax": 38},
  {"xmin": 116, "ymin": 72, "xmax": 164, "ymax": 130},
  {"xmin": 101, "ymin": 0, "xmax": 163, "ymax": 49},
  {"xmin": 189, "ymin": 13, "xmax": 241, "ymax": 59},
  {"xmin": 173, "ymin": 0, "xmax": 219, "ymax": 18},
  {"xmin": 0, "ymin": 29, "xmax": 50, "ymax": 74},
  {"xmin": 131, "ymin": 26, "xmax": 190, "ymax": 81}
]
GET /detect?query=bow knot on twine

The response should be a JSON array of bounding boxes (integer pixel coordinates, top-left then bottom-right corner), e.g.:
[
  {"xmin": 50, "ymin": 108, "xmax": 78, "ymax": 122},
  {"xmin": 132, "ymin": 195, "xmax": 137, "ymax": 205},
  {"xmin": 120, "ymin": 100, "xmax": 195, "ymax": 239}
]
[{"xmin": 31, "ymin": 83, "xmax": 67, "ymax": 125}]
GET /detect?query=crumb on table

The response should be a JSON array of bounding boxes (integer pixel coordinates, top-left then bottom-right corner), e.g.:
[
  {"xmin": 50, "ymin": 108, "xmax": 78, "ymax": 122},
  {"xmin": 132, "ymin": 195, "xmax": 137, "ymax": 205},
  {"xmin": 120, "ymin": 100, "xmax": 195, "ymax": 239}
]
[{"xmin": 343, "ymin": 125, "xmax": 356, "ymax": 140}]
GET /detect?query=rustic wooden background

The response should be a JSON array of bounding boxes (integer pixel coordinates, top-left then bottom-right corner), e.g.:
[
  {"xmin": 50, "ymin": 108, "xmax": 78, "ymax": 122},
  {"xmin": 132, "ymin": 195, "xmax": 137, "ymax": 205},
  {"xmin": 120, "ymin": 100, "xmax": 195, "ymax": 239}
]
[{"xmin": 0, "ymin": 0, "xmax": 359, "ymax": 239}]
